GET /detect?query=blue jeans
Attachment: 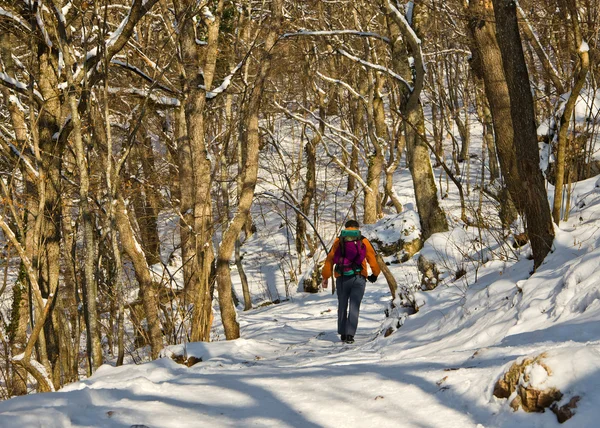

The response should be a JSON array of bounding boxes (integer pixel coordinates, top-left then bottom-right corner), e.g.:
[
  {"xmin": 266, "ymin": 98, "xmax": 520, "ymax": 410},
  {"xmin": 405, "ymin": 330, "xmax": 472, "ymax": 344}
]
[{"xmin": 336, "ymin": 275, "xmax": 366, "ymax": 336}]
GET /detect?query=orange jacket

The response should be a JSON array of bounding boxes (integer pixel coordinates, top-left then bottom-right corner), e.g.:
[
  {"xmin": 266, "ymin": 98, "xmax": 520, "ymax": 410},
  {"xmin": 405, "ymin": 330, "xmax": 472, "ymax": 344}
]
[{"xmin": 322, "ymin": 229, "xmax": 381, "ymax": 280}]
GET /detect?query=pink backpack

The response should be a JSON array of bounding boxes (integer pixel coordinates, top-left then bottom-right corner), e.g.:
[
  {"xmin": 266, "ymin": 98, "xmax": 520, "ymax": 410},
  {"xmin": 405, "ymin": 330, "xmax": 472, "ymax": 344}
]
[{"xmin": 333, "ymin": 229, "xmax": 366, "ymax": 276}]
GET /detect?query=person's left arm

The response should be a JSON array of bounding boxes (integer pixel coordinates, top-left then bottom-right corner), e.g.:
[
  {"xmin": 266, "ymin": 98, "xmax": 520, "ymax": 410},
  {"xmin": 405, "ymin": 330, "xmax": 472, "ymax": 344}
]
[{"xmin": 364, "ymin": 239, "xmax": 381, "ymax": 280}]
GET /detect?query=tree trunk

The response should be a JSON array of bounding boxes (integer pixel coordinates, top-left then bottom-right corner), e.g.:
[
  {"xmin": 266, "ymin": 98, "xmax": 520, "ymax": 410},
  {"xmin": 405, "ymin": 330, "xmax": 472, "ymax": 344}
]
[
  {"xmin": 348, "ymin": 94, "xmax": 363, "ymax": 194},
  {"xmin": 406, "ymin": 107, "xmax": 449, "ymax": 240},
  {"xmin": 174, "ymin": 0, "xmax": 224, "ymax": 342},
  {"xmin": 475, "ymin": 85, "xmax": 500, "ymax": 183},
  {"xmin": 115, "ymin": 198, "xmax": 163, "ymax": 359},
  {"xmin": 1, "ymin": 32, "xmax": 30, "ymax": 395},
  {"xmin": 429, "ymin": 60, "xmax": 445, "ymax": 165},
  {"xmin": 61, "ymin": 198, "xmax": 80, "ymax": 382},
  {"xmin": 296, "ymin": 96, "xmax": 321, "ymax": 256},
  {"xmin": 491, "ymin": 0, "xmax": 555, "ymax": 269},
  {"xmin": 65, "ymin": 68, "xmax": 103, "ymax": 372},
  {"xmin": 236, "ymin": 238, "xmax": 252, "ymax": 311},
  {"xmin": 551, "ymin": 0, "xmax": 590, "ymax": 224},
  {"xmin": 174, "ymin": 101, "xmax": 198, "ymax": 307},
  {"xmin": 8, "ymin": 264, "xmax": 29, "ymax": 396},
  {"xmin": 467, "ymin": 1, "xmax": 526, "ymax": 209},
  {"xmin": 0, "ymin": 221, "xmax": 56, "ymax": 392},
  {"xmin": 363, "ymin": 72, "xmax": 386, "ymax": 225},
  {"xmin": 215, "ymin": 0, "xmax": 283, "ymax": 339},
  {"xmin": 385, "ymin": 0, "xmax": 448, "ymax": 240},
  {"xmin": 383, "ymin": 157, "xmax": 403, "ymax": 214},
  {"xmin": 132, "ymin": 136, "xmax": 161, "ymax": 266},
  {"xmin": 35, "ymin": 38, "xmax": 64, "ymax": 389}
]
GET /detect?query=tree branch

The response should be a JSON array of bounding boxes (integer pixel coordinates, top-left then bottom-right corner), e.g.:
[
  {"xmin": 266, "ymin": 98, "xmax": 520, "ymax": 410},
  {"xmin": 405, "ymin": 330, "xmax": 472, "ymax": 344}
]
[
  {"xmin": 111, "ymin": 59, "xmax": 179, "ymax": 95},
  {"xmin": 0, "ymin": 72, "xmax": 44, "ymax": 105},
  {"xmin": 337, "ymin": 48, "xmax": 412, "ymax": 92},
  {"xmin": 281, "ymin": 29, "xmax": 390, "ymax": 44},
  {"xmin": 0, "ymin": 5, "xmax": 32, "ymax": 32},
  {"xmin": 274, "ymin": 100, "xmax": 372, "ymax": 193}
]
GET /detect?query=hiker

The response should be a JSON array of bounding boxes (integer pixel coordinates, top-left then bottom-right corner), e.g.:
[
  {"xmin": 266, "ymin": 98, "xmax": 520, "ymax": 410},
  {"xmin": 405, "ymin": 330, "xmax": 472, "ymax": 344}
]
[{"xmin": 321, "ymin": 220, "xmax": 381, "ymax": 344}]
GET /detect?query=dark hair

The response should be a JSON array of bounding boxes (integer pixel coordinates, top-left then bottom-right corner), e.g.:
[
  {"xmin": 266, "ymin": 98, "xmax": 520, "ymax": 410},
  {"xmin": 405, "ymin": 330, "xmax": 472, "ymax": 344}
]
[{"xmin": 345, "ymin": 219, "xmax": 360, "ymax": 228}]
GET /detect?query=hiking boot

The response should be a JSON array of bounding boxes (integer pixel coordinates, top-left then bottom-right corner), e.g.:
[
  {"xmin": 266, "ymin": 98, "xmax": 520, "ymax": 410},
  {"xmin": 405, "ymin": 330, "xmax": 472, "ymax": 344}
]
[
  {"xmin": 340, "ymin": 335, "xmax": 347, "ymax": 342},
  {"xmin": 345, "ymin": 335, "xmax": 354, "ymax": 344}
]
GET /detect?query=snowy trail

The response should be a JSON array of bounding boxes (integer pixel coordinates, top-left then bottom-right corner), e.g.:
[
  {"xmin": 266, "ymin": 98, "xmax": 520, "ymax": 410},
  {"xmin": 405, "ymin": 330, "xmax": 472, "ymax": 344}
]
[
  {"xmin": 178, "ymin": 288, "xmax": 483, "ymax": 428},
  {"xmin": 0, "ymin": 286, "xmax": 484, "ymax": 428}
]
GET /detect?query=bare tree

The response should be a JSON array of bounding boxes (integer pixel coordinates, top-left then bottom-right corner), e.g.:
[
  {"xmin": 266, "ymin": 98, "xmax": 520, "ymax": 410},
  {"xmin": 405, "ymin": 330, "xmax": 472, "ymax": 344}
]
[
  {"xmin": 491, "ymin": 0, "xmax": 555, "ymax": 269},
  {"xmin": 551, "ymin": 0, "xmax": 590, "ymax": 223},
  {"xmin": 385, "ymin": 0, "xmax": 448, "ymax": 241},
  {"xmin": 215, "ymin": 0, "xmax": 283, "ymax": 339}
]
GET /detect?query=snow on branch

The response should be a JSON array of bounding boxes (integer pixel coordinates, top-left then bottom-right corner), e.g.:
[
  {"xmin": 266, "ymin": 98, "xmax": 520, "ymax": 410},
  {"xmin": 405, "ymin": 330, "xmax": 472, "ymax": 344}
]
[
  {"xmin": 0, "ymin": 71, "xmax": 27, "ymax": 92},
  {"xmin": 0, "ymin": 130, "xmax": 37, "ymax": 179},
  {"xmin": 111, "ymin": 59, "xmax": 178, "ymax": 94},
  {"xmin": 108, "ymin": 87, "xmax": 180, "ymax": 107},
  {"xmin": 204, "ymin": 60, "xmax": 244, "ymax": 99},
  {"xmin": 34, "ymin": 1, "xmax": 53, "ymax": 48},
  {"xmin": 106, "ymin": 0, "xmax": 159, "ymax": 56},
  {"xmin": 61, "ymin": 2, "xmax": 72, "ymax": 17},
  {"xmin": 406, "ymin": 1, "xmax": 414, "ymax": 25},
  {"xmin": 337, "ymin": 48, "xmax": 412, "ymax": 92},
  {"xmin": 385, "ymin": 0, "xmax": 425, "ymax": 109},
  {"xmin": 201, "ymin": 5, "xmax": 215, "ymax": 23},
  {"xmin": 386, "ymin": 1, "xmax": 420, "ymax": 45},
  {"xmin": 422, "ymin": 48, "xmax": 471, "ymax": 58},
  {"xmin": 0, "ymin": 71, "xmax": 44, "ymax": 104},
  {"xmin": 52, "ymin": 1, "xmax": 67, "ymax": 26},
  {"xmin": 83, "ymin": 0, "xmax": 160, "ymax": 84},
  {"xmin": 281, "ymin": 30, "xmax": 390, "ymax": 44},
  {"xmin": 106, "ymin": 6, "xmax": 132, "ymax": 50},
  {"xmin": 28, "ymin": 359, "xmax": 56, "ymax": 392},
  {"xmin": 316, "ymin": 71, "xmax": 366, "ymax": 102},
  {"xmin": 0, "ymin": 123, "xmax": 13, "ymax": 141},
  {"xmin": 7, "ymin": 142, "xmax": 39, "ymax": 179},
  {"xmin": 0, "ymin": 6, "xmax": 32, "ymax": 32}
]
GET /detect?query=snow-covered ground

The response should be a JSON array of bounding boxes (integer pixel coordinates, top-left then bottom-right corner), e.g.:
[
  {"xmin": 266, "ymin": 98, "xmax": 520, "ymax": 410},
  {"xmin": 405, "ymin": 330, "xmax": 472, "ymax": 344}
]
[{"xmin": 2, "ymin": 165, "xmax": 600, "ymax": 427}]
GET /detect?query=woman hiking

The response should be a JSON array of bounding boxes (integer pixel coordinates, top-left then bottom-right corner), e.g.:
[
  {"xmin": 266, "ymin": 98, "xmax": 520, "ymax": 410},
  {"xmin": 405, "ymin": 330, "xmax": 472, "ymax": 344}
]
[{"xmin": 321, "ymin": 220, "xmax": 381, "ymax": 343}]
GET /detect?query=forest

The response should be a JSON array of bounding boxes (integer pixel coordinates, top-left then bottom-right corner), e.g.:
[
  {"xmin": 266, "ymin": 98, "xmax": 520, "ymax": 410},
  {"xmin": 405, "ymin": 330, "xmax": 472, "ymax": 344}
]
[{"xmin": 0, "ymin": 0, "xmax": 598, "ymax": 401}]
